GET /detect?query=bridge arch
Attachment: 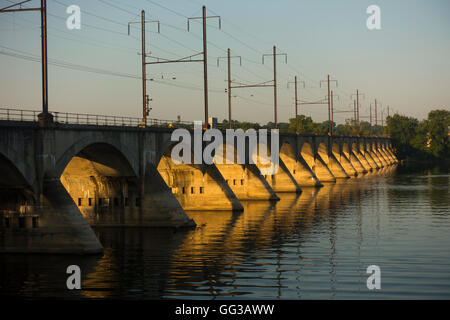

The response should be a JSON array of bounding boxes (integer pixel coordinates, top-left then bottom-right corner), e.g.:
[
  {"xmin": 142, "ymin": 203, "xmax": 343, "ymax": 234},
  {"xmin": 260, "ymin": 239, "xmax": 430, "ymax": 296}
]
[
  {"xmin": 56, "ymin": 136, "xmax": 139, "ymax": 179},
  {"xmin": 59, "ymin": 142, "xmax": 140, "ymax": 226}
]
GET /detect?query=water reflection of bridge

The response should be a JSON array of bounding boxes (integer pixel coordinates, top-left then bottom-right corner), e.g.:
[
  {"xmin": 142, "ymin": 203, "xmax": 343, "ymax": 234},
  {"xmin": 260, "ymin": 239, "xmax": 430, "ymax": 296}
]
[
  {"xmin": 161, "ymin": 166, "xmax": 397, "ymax": 298},
  {"xmin": 73, "ymin": 166, "xmax": 395, "ymax": 298}
]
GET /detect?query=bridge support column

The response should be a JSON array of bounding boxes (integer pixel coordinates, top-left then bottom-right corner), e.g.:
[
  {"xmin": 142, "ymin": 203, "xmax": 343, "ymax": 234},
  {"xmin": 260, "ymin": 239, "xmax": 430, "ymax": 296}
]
[
  {"xmin": 328, "ymin": 153, "xmax": 350, "ymax": 179},
  {"xmin": 279, "ymin": 145, "xmax": 322, "ymax": 187},
  {"xmin": 375, "ymin": 148, "xmax": 389, "ymax": 167},
  {"xmin": 369, "ymin": 149, "xmax": 383, "ymax": 168},
  {"xmin": 0, "ymin": 178, "xmax": 104, "ymax": 254},
  {"xmin": 1, "ymin": 126, "xmax": 105, "ymax": 254},
  {"xmin": 141, "ymin": 162, "xmax": 196, "ymax": 227},
  {"xmin": 41, "ymin": 179, "xmax": 104, "ymax": 253},
  {"xmin": 348, "ymin": 151, "xmax": 368, "ymax": 174},
  {"xmin": 313, "ymin": 155, "xmax": 336, "ymax": 183},
  {"xmin": 333, "ymin": 152, "xmax": 357, "ymax": 177},
  {"xmin": 386, "ymin": 147, "xmax": 398, "ymax": 163},
  {"xmin": 380, "ymin": 147, "xmax": 394, "ymax": 165},
  {"xmin": 158, "ymin": 156, "xmax": 244, "ymax": 211},
  {"xmin": 364, "ymin": 150, "xmax": 380, "ymax": 170},
  {"xmin": 355, "ymin": 150, "xmax": 373, "ymax": 172},
  {"xmin": 260, "ymin": 158, "xmax": 302, "ymax": 193},
  {"xmin": 214, "ymin": 163, "xmax": 279, "ymax": 200},
  {"xmin": 290, "ymin": 155, "xmax": 323, "ymax": 187}
]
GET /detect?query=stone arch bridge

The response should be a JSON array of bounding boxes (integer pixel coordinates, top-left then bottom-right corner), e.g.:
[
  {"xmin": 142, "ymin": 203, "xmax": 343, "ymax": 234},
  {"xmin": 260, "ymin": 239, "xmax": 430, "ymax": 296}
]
[{"xmin": 0, "ymin": 120, "xmax": 397, "ymax": 254}]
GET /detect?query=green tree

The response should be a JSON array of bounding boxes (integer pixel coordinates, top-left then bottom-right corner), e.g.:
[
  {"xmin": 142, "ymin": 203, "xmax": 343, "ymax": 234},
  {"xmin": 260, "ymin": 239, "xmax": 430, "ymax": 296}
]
[
  {"xmin": 425, "ymin": 109, "xmax": 450, "ymax": 159},
  {"xmin": 288, "ymin": 115, "xmax": 321, "ymax": 134},
  {"xmin": 386, "ymin": 114, "xmax": 419, "ymax": 159}
]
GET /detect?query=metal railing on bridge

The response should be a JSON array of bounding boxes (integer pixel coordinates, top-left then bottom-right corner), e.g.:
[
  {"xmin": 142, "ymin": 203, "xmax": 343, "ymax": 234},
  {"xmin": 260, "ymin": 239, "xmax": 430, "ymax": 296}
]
[
  {"xmin": 0, "ymin": 107, "xmax": 385, "ymax": 136},
  {"xmin": 0, "ymin": 107, "xmax": 195, "ymax": 129}
]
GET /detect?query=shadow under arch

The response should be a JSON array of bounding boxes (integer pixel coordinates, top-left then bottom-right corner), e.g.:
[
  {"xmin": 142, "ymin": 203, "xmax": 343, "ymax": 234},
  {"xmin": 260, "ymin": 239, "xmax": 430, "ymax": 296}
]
[
  {"xmin": 55, "ymin": 137, "xmax": 139, "ymax": 179},
  {"xmin": 60, "ymin": 142, "xmax": 140, "ymax": 226},
  {"xmin": 0, "ymin": 152, "xmax": 35, "ymax": 212}
]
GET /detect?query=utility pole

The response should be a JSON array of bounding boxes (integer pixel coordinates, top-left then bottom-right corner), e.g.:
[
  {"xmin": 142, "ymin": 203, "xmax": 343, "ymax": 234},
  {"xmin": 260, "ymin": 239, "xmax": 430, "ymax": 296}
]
[
  {"xmin": 327, "ymin": 75, "xmax": 331, "ymax": 135},
  {"xmin": 141, "ymin": 10, "xmax": 146, "ymax": 126},
  {"xmin": 351, "ymin": 90, "xmax": 365, "ymax": 134},
  {"xmin": 356, "ymin": 90, "xmax": 360, "ymax": 125},
  {"xmin": 320, "ymin": 75, "xmax": 338, "ymax": 136},
  {"xmin": 188, "ymin": 6, "xmax": 221, "ymax": 126},
  {"xmin": 217, "ymin": 49, "xmax": 241, "ymax": 129},
  {"xmin": 287, "ymin": 77, "xmax": 305, "ymax": 134},
  {"xmin": 295, "ymin": 76, "xmax": 298, "ymax": 133},
  {"xmin": 375, "ymin": 99, "xmax": 378, "ymax": 137},
  {"xmin": 369, "ymin": 103, "xmax": 372, "ymax": 134},
  {"xmin": 128, "ymin": 11, "xmax": 160, "ymax": 127},
  {"xmin": 136, "ymin": 6, "xmax": 218, "ymax": 128},
  {"xmin": 1, "ymin": 0, "xmax": 52, "ymax": 123},
  {"xmin": 263, "ymin": 46, "xmax": 287, "ymax": 129},
  {"xmin": 331, "ymin": 90, "xmax": 334, "ymax": 136},
  {"xmin": 227, "ymin": 48, "xmax": 231, "ymax": 129},
  {"xmin": 273, "ymin": 46, "xmax": 277, "ymax": 129},
  {"xmin": 202, "ymin": 6, "xmax": 208, "ymax": 126},
  {"xmin": 387, "ymin": 105, "xmax": 390, "ymax": 137}
]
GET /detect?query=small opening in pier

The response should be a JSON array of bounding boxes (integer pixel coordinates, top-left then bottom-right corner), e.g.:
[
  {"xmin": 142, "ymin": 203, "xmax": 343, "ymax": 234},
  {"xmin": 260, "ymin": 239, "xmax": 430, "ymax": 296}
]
[
  {"xmin": 199, "ymin": 187, "xmax": 204, "ymax": 194},
  {"xmin": 114, "ymin": 197, "xmax": 119, "ymax": 206},
  {"xmin": 191, "ymin": 187, "xmax": 194, "ymax": 194},
  {"xmin": 98, "ymin": 198, "xmax": 102, "ymax": 206},
  {"xmin": 240, "ymin": 179, "xmax": 244, "ymax": 185},
  {"xmin": 18, "ymin": 216, "xmax": 25, "ymax": 228},
  {"xmin": 32, "ymin": 216, "xmax": 39, "ymax": 228},
  {"xmin": 88, "ymin": 198, "xmax": 93, "ymax": 206},
  {"xmin": 233, "ymin": 179, "xmax": 236, "ymax": 185},
  {"xmin": 182, "ymin": 187, "xmax": 185, "ymax": 194},
  {"xmin": 78, "ymin": 198, "xmax": 82, "ymax": 206}
]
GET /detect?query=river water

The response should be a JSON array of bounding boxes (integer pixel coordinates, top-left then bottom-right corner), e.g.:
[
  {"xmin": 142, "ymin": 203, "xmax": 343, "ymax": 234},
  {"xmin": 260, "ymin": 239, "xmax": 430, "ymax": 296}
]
[{"xmin": 1, "ymin": 165, "xmax": 449, "ymax": 299}]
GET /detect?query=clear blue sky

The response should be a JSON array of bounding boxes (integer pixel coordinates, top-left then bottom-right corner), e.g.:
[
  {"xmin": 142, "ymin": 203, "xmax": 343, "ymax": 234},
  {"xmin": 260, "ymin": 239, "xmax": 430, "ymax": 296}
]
[{"xmin": 1, "ymin": 0, "xmax": 449, "ymax": 124}]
